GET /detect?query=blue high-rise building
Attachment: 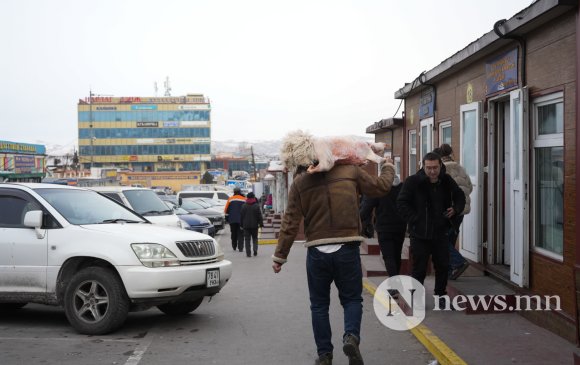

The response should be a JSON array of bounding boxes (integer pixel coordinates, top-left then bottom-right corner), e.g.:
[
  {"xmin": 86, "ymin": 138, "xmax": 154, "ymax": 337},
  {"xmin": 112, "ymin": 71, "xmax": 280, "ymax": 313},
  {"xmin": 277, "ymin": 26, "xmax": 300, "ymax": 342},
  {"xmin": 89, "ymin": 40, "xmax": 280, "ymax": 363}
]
[{"xmin": 78, "ymin": 94, "xmax": 211, "ymax": 172}]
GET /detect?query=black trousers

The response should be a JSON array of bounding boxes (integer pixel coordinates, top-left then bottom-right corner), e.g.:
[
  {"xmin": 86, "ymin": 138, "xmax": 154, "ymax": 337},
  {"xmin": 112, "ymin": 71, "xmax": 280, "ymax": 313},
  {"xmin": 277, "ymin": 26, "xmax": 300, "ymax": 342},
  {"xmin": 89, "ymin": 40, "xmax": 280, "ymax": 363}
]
[
  {"xmin": 243, "ymin": 228, "xmax": 259, "ymax": 256},
  {"xmin": 410, "ymin": 233, "xmax": 449, "ymax": 296},
  {"xmin": 229, "ymin": 223, "xmax": 243, "ymax": 251},
  {"xmin": 377, "ymin": 231, "xmax": 406, "ymax": 277}
]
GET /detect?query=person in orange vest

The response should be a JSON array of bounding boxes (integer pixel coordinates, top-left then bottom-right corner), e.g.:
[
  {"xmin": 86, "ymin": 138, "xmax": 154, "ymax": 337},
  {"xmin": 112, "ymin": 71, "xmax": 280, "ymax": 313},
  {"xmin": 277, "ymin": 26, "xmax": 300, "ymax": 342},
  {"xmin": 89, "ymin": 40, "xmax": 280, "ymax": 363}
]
[{"xmin": 224, "ymin": 187, "xmax": 246, "ymax": 252}]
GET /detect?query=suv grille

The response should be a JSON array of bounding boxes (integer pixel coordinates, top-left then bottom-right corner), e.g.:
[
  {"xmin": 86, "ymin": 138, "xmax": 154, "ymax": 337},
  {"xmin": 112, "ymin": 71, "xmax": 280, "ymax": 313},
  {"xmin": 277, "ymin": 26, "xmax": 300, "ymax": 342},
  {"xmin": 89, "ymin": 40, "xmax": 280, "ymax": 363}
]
[{"xmin": 176, "ymin": 240, "xmax": 215, "ymax": 257}]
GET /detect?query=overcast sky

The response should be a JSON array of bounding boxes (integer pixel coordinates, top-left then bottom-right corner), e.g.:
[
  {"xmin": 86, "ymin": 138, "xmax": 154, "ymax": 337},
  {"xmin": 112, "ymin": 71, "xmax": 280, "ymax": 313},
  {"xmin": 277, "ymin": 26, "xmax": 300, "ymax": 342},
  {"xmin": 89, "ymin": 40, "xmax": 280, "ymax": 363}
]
[{"xmin": 1, "ymin": 0, "xmax": 533, "ymax": 147}]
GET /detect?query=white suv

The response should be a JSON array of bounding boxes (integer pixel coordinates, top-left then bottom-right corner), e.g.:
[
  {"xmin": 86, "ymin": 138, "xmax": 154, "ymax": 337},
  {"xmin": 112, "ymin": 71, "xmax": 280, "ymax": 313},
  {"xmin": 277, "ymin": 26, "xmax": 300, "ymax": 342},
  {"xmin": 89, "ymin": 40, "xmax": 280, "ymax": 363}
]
[
  {"xmin": 90, "ymin": 186, "xmax": 188, "ymax": 229},
  {"xmin": 177, "ymin": 190, "xmax": 231, "ymax": 206},
  {"xmin": 0, "ymin": 183, "xmax": 232, "ymax": 335}
]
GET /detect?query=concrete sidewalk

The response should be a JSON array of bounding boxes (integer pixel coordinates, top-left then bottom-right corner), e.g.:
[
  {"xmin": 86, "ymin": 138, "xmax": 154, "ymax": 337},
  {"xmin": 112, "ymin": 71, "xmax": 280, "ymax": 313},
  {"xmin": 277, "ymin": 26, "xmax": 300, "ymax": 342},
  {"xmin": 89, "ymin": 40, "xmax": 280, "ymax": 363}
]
[{"xmin": 365, "ymin": 273, "xmax": 580, "ymax": 365}]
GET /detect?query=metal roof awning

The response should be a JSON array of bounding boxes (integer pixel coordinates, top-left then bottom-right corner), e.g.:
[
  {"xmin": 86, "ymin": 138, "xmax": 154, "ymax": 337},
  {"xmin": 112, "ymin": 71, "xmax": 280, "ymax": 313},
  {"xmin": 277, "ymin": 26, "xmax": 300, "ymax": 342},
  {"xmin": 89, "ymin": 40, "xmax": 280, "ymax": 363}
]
[
  {"xmin": 365, "ymin": 118, "xmax": 403, "ymax": 134},
  {"xmin": 394, "ymin": 0, "xmax": 577, "ymax": 99}
]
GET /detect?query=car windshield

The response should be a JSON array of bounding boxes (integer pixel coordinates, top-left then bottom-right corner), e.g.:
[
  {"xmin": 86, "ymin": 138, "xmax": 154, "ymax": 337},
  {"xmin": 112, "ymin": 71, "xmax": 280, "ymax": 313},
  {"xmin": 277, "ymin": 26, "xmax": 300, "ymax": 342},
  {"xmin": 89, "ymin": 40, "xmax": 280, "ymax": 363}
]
[
  {"xmin": 192, "ymin": 198, "xmax": 213, "ymax": 208},
  {"xmin": 174, "ymin": 207, "xmax": 191, "ymax": 215},
  {"xmin": 199, "ymin": 198, "xmax": 220, "ymax": 207},
  {"xmin": 123, "ymin": 190, "xmax": 173, "ymax": 216},
  {"xmin": 180, "ymin": 199, "xmax": 206, "ymax": 211},
  {"xmin": 35, "ymin": 188, "xmax": 146, "ymax": 225},
  {"xmin": 163, "ymin": 200, "xmax": 190, "ymax": 215}
]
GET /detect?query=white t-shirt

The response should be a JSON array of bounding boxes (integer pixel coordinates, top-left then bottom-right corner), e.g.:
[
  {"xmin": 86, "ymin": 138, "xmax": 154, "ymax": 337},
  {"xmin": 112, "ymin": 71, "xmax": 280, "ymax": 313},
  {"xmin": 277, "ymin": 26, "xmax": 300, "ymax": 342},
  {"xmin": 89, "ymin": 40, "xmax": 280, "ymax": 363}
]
[{"xmin": 315, "ymin": 244, "xmax": 343, "ymax": 254}]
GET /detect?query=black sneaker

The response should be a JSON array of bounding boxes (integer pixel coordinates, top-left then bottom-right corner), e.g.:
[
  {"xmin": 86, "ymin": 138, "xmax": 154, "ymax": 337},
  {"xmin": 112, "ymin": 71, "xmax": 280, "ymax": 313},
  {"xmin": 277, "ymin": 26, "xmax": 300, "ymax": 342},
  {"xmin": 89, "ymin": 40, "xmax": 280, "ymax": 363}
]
[
  {"xmin": 450, "ymin": 261, "xmax": 470, "ymax": 280},
  {"xmin": 343, "ymin": 334, "xmax": 364, "ymax": 365},
  {"xmin": 314, "ymin": 353, "xmax": 333, "ymax": 365},
  {"xmin": 253, "ymin": 251, "xmax": 257, "ymax": 256}
]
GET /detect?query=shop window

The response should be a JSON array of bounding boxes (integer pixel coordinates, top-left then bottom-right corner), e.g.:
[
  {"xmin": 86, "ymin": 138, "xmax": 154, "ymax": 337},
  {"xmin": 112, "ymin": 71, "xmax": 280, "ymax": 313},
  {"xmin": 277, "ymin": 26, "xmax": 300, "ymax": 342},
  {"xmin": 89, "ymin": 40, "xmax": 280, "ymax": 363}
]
[
  {"xmin": 532, "ymin": 92, "xmax": 564, "ymax": 258},
  {"xmin": 439, "ymin": 121, "xmax": 452, "ymax": 145}
]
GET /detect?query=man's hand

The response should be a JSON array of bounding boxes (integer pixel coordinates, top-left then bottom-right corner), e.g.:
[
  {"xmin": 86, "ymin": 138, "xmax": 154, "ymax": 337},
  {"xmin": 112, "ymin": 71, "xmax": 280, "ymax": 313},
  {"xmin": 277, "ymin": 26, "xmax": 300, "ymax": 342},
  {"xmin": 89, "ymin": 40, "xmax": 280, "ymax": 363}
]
[
  {"xmin": 384, "ymin": 156, "xmax": 393, "ymax": 165},
  {"xmin": 272, "ymin": 262, "xmax": 283, "ymax": 273},
  {"xmin": 444, "ymin": 207, "xmax": 456, "ymax": 219}
]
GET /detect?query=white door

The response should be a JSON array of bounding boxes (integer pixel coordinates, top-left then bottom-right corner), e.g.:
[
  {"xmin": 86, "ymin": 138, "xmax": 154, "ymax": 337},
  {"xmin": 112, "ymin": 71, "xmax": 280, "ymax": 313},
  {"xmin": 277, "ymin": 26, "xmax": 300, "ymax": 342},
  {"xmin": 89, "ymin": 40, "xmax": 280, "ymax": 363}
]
[
  {"xmin": 509, "ymin": 89, "xmax": 529, "ymax": 287},
  {"xmin": 459, "ymin": 102, "xmax": 482, "ymax": 262},
  {"xmin": 420, "ymin": 118, "xmax": 434, "ymax": 162},
  {"xmin": 0, "ymin": 194, "xmax": 47, "ymax": 292}
]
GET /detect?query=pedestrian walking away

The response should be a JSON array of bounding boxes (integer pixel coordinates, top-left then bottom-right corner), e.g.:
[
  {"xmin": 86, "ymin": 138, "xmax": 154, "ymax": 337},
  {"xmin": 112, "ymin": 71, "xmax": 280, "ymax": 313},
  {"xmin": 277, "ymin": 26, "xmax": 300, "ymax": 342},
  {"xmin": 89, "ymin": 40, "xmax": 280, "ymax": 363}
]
[
  {"xmin": 397, "ymin": 152, "xmax": 465, "ymax": 307},
  {"xmin": 224, "ymin": 187, "xmax": 246, "ymax": 252},
  {"xmin": 272, "ymin": 151, "xmax": 396, "ymax": 365},
  {"xmin": 241, "ymin": 192, "xmax": 263, "ymax": 257},
  {"xmin": 259, "ymin": 192, "xmax": 267, "ymax": 214},
  {"xmin": 434, "ymin": 144, "xmax": 473, "ymax": 280},
  {"xmin": 360, "ymin": 174, "xmax": 407, "ymax": 297}
]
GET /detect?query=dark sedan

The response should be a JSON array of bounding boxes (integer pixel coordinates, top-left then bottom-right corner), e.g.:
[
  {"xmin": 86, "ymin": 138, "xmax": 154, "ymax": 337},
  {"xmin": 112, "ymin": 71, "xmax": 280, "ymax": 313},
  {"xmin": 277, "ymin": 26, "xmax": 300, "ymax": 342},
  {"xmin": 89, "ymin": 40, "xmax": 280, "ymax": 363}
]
[
  {"xmin": 178, "ymin": 199, "xmax": 226, "ymax": 232},
  {"xmin": 163, "ymin": 201, "xmax": 216, "ymax": 237}
]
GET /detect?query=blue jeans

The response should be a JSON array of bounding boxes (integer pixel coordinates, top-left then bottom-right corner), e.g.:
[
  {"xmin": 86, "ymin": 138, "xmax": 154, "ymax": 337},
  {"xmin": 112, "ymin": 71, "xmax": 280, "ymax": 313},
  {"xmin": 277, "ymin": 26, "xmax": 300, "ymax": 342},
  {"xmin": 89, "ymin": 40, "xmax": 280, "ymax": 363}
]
[
  {"xmin": 448, "ymin": 216, "xmax": 466, "ymax": 273},
  {"xmin": 306, "ymin": 244, "xmax": 363, "ymax": 356}
]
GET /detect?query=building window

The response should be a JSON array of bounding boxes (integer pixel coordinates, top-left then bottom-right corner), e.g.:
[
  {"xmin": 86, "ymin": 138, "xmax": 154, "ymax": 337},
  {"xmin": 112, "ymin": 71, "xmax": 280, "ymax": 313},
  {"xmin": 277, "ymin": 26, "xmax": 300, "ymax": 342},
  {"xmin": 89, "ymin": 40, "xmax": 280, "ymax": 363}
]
[
  {"xmin": 532, "ymin": 92, "xmax": 564, "ymax": 257},
  {"xmin": 439, "ymin": 121, "xmax": 452, "ymax": 145},
  {"xmin": 408, "ymin": 130, "xmax": 417, "ymax": 175}
]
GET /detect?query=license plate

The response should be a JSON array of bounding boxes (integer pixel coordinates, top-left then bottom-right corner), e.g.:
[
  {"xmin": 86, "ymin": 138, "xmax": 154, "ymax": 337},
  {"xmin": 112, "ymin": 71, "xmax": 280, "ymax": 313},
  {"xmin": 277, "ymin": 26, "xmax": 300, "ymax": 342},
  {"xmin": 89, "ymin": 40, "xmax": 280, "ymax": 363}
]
[{"xmin": 206, "ymin": 269, "xmax": 220, "ymax": 288}]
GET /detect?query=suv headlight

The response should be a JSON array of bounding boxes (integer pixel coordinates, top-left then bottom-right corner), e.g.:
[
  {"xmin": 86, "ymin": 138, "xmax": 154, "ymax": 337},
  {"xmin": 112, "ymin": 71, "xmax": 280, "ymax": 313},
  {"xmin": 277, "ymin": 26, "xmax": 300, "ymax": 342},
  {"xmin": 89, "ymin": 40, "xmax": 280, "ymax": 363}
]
[
  {"xmin": 215, "ymin": 241, "xmax": 225, "ymax": 262},
  {"xmin": 179, "ymin": 219, "xmax": 190, "ymax": 229},
  {"xmin": 131, "ymin": 243, "xmax": 180, "ymax": 268}
]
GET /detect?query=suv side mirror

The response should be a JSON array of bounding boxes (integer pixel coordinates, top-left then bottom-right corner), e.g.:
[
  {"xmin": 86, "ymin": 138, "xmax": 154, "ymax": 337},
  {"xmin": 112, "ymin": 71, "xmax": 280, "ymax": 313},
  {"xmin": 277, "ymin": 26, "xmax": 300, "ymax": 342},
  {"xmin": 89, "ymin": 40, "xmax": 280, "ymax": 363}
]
[
  {"xmin": 24, "ymin": 210, "xmax": 43, "ymax": 228},
  {"xmin": 23, "ymin": 210, "xmax": 46, "ymax": 239}
]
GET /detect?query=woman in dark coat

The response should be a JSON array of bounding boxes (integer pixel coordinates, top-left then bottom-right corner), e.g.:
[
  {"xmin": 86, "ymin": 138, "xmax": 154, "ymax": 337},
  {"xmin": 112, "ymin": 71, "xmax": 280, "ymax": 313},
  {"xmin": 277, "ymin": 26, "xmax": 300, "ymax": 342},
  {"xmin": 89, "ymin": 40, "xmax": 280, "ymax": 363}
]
[{"xmin": 240, "ymin": 192, "xmax": 263, "ymax": 257}]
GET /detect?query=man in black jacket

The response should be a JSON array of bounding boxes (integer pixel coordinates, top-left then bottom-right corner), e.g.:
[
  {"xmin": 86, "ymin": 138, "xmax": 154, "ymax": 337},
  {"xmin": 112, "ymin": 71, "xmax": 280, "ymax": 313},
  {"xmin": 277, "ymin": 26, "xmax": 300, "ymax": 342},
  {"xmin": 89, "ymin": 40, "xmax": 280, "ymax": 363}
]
[
  {"xmin": 240, "ymin": 192, "xmax": 263, "ymax": 257},
  {"xmin": 397, "ymin": 152, "xmax": 465, "ymax": 299},
  {"xmin": 360, "ymin": 175, "xmax": 407, "ymax": 279}
]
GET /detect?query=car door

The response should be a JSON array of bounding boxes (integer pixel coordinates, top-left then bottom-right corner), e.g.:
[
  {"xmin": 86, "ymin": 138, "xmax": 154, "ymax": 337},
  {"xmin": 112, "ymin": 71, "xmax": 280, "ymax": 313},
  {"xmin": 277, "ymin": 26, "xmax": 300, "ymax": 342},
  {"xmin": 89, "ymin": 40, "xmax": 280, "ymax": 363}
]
[{"xmin": 0, "ymin": 189, "xmax": 48, "ymax": 292}]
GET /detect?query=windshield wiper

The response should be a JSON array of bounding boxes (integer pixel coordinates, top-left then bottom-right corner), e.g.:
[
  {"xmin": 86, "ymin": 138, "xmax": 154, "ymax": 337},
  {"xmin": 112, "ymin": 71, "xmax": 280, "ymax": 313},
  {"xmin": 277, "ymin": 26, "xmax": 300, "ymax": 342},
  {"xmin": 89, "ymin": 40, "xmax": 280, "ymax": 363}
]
[
  {"xmin": 100, "ymin": 218, "xmax": 142, "ymax": 224},
  {"xmin": 140, "ymin": 210, "xmax": 162, "ymax": 216}
]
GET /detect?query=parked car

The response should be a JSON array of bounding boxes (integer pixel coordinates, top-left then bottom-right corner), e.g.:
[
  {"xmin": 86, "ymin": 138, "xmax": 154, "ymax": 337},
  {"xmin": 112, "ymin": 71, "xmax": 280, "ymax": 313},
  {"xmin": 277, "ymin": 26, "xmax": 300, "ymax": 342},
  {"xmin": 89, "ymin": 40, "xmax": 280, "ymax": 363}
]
[
  {"xmin": 190, "ymin": 196, "xmax": 223, "ymax": 209},
  {"xmin": 178, "ymin": 198, "xmax": 226, "ymax": 232},
  {"xmin": 89, "ymin": 186, "xmax": 188, "ymax": 230},
  {"xmin": 177, "ymin": 190, "xmax": 230, "ymax": 206},
  {"xmin": 0, "ymin": 183, "xmax": 232, "ymax": 335},
  {"xmin": 163, "ymin": 201, "xmax": 216, "ymax": 237},
  {"xmin": 159, "ymin": 194, "xmax": 178, "ymax": 205}
]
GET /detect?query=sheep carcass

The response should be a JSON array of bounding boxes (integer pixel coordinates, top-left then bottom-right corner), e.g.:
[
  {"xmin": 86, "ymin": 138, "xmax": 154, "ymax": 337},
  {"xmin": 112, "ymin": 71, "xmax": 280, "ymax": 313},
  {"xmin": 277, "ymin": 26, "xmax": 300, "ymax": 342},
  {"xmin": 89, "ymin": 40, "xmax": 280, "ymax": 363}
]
[{"xmin": 308, "ymin": 136, "xmax": 385, "ymax": 173}]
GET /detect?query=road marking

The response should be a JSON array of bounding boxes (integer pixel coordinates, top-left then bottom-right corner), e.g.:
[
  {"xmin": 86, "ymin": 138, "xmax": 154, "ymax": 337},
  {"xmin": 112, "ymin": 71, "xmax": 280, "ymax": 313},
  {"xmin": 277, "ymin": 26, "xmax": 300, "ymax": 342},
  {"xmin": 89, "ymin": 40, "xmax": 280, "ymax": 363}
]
[
  {"xmin": 363, "ymin": 277, "xmax": 468, "ymax": 365},
  {"xmin": 124, "ymin": 339, "xmax": 152, "ymax": 365}
]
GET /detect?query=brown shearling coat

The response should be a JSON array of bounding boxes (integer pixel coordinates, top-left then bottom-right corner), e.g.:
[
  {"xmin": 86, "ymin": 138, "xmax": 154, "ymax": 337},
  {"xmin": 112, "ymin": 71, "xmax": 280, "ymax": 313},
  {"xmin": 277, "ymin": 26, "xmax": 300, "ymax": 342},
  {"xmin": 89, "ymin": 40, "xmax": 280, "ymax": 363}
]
[{"xmin": 273, "ymin": 163, "xmax": 395, "ymax": 263}]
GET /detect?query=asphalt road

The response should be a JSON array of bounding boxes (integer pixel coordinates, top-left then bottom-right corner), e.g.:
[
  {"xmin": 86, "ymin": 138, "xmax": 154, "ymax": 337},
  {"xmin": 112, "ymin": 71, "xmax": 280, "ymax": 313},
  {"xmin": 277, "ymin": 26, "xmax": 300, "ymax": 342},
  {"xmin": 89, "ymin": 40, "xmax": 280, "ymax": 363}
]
[{"xmin": 0, "ymin": 228, "xmax": 434, "ymax": 365}]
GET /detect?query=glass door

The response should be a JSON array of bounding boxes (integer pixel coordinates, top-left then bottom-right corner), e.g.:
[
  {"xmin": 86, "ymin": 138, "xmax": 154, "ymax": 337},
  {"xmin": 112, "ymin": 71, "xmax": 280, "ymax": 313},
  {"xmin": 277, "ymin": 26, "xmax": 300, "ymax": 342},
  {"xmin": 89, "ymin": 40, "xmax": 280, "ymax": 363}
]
[{"xmin": 459, "ymin": 102, "xmax": 482, "ymax": 262}]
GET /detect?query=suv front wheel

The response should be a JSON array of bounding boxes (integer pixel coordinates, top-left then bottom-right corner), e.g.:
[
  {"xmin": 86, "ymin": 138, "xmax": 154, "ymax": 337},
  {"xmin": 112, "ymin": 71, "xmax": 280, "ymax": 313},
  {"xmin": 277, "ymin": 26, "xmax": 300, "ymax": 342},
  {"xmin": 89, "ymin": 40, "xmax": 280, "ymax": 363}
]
[{"xmin": 64, "ymin": 267, "xmax": 130, "ymax": 335}]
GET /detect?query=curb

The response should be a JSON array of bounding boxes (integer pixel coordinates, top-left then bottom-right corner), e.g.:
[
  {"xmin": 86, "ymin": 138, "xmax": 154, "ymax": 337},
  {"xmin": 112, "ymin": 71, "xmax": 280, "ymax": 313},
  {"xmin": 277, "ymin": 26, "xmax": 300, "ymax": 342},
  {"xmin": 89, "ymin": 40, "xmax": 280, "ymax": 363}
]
[
  {"xmin": 258, "ymin": 239, "xmax": 277, "ymax": 245},
  {"xmin": 362, "ymin": 278, "xmax": 467, "ymax": 365}
]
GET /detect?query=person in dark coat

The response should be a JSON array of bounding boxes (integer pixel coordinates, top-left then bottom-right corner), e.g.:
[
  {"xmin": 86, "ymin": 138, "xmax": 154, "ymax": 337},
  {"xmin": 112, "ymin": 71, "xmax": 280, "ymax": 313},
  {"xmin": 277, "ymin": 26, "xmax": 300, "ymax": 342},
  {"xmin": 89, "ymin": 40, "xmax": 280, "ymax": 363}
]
[
  {"xmin": 360, "ymin": 175, "xmax": 407, "ymax": 279},
  {"xmin": 240, "ymin": 192, "xmax": 263, "ymax": 257},
  {"xmin": 224, "ymin": 187, "xmax": 246, "ymax": 251},
  {"xmin": 397, "ymin": 152, "xmax": 465, "ymax": 302}
]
